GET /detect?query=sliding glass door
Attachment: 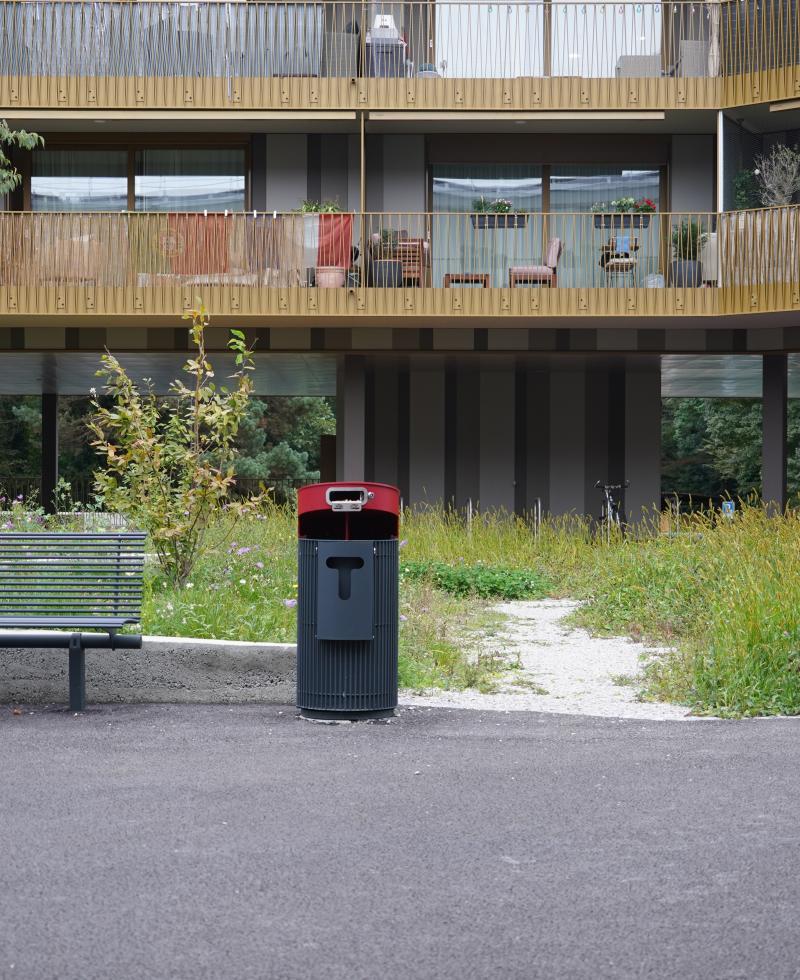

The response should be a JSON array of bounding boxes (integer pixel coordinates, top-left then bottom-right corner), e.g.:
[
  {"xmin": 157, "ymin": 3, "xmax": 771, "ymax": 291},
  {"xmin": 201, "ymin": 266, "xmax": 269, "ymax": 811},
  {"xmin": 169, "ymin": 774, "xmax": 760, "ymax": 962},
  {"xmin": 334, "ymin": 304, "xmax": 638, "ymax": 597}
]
[
  {"xmin": 549, "ymin": 166, "xmax": 661, "ymax": 287},
  {"xmin": 431, "ymin": 164, "xmax": 543, "ymax": 288}
]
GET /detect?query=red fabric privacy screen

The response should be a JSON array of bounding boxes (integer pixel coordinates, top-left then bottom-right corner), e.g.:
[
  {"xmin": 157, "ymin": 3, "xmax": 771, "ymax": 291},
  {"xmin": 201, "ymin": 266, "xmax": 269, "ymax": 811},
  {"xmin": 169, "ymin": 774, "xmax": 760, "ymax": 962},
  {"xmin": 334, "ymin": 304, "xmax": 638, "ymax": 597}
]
[
  {"xmin": 167, "ymin": 213, "xmax": 230, "ymax": 275},
  {"xmin": 316, "ymin": 213, "xmax": 353, "ymax": 268}
]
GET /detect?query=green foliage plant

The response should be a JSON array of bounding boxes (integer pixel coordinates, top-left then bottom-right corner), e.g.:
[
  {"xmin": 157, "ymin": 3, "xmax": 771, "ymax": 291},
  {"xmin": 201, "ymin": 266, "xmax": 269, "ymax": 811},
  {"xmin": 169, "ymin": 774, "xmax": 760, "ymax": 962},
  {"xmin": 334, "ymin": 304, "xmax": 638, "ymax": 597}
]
[
  {"xmin": 732, "ymin": 169, "xmax": 760, "ymax": 210},
  {"xmin": 296, "ymin": 199, "xmax": 344, "ymax": 213},
  {"xmin": 590, "ymin": 197, "xmax": 654, "ymax": 214},
  {"xmin": 671, "ymin": 220, "xmax": 708, "ymax": 260},
  {"xmin": 0, "ymin": 119, "xmax": 43, "ymax": 195},
  {"xmin": 89, "ymin": 303, "xmax": 264, "ymax": 586},
  {"xmin": 401, "ymin": 559, "xmax": 549, "ymax": 600},
  {"xmin": 472, "ymin": 196, "xmax": 515, "ymax": 214}
]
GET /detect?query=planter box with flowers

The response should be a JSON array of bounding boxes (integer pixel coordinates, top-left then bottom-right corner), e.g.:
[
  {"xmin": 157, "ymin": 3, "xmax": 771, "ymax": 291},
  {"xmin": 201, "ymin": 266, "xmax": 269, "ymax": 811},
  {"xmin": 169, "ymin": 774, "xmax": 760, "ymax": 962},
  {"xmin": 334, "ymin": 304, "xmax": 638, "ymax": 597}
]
[
  {"xmin": 591, "ymin": 197, "xmax": 656, "ymax": 229},
  {"xmin": 470, "ymin": 197, "xmax": 528, "ymax": 229}
]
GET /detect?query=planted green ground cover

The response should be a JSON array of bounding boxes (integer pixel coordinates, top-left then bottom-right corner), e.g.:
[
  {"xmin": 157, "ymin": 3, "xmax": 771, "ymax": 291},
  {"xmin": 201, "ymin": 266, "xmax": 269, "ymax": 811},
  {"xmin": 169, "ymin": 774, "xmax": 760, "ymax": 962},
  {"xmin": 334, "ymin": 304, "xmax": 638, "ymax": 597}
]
[{"xmin": 401, "ymin": 559, "xmax": 549, "ymax": 600}]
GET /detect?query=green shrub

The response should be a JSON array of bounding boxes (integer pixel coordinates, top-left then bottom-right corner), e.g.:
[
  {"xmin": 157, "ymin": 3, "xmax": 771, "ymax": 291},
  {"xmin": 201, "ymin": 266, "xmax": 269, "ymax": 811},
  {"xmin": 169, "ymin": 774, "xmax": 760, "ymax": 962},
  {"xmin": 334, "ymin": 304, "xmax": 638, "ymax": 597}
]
[
  {"xmin": 402, "ymin": 559, "xmax": 549, "ymax": 600},
  {"xmin": 89, "ymin": 304, "xmax": 264, "ymax": 586}
]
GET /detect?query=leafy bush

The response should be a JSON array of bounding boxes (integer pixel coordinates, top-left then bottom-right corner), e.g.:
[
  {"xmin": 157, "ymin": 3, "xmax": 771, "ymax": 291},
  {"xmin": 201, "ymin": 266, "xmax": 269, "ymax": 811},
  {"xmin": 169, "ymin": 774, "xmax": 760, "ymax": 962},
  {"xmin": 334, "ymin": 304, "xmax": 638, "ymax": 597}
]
[
  {"xmin": 89, "ymin": 304, "xmax": 264, "ymax": 586},
  {"xmin": 0, "ymin": 119, "xmax": 42, "ymax": 195},
  {"xmin": 402, "ymin": 559, "xmax": 549, "ymax": 600}
]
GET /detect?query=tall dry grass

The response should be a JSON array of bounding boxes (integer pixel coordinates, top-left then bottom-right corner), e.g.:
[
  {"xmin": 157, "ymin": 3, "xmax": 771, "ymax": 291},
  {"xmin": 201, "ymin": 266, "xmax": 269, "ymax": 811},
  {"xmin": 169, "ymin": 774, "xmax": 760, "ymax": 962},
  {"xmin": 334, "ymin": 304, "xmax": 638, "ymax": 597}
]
[{"xmin": 403, "ymin": 504, "xmax": 800, "ymax": 716}]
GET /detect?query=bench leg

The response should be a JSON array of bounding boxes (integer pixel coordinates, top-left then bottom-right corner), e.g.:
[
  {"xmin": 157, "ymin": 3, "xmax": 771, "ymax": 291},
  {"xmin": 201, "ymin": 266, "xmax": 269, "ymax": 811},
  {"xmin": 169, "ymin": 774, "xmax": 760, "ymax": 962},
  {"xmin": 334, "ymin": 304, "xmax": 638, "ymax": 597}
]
[{"xmin": 68, "ymin": 634, "xmax": 86, "ymax": 712}]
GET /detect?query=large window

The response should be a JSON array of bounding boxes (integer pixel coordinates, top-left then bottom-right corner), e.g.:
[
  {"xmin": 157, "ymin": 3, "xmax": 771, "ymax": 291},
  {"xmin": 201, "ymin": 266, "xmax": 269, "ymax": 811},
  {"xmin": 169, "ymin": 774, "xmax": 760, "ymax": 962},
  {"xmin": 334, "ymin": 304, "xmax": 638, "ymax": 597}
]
[
  {"xmin": 550, "ymin": 166, "xmax": 661, "ymax": 212},
  {"xmin": 31, "ymin": 149, "xmax": 128, "ymax": 211},
  {"xmin": 30, "ymin": 146, "xmax": 247, "ymax": 213},
  {"xmin": 430, "ymin": 163, "xmax": 663, "ymax": 288},
  {"xmin": 550, "ymin": 166, "xmax": 661, "ymax": 287},
  {"xmin": 134, "ymin": 149, "xmax": 246, "ymax": 212},
  {"xmin": 431, "ymin": 164, "xmax": 543, "ymax": 287}
]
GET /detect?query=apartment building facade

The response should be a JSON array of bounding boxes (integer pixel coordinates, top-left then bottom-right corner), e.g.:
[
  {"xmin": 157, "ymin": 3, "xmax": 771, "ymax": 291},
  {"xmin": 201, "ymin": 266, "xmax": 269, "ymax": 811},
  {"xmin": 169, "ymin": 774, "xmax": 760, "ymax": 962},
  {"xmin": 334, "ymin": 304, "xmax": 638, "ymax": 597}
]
[{"xmin": 0, "ymin": 0, "xmax": 798, "ymax": 515}]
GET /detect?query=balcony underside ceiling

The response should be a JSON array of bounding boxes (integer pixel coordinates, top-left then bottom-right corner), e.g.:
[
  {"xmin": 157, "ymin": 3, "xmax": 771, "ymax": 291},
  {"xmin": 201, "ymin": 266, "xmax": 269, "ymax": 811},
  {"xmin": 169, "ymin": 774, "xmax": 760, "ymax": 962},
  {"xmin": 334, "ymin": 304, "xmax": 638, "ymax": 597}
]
[
  {"xmin": 365, "ymin": 110, "xmax": 717, "ymax": 135},
  {"xmin": 0, "ymin": 107, "xmax": 721, "ymax": 136},
  {"xmin": 732, "ymin": 100, "xmax": 800, "ymax": 135},
  {"xmin": 0, "ymin": 109, "xmax": 360, "ymax": 134}
]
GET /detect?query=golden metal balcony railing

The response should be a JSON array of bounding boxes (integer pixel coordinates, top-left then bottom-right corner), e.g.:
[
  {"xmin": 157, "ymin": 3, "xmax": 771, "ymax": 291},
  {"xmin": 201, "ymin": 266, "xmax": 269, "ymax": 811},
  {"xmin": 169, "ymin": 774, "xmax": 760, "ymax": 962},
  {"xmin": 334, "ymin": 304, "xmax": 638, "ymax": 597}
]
[
  {"xmin": 0, "ymin": 0, "xmax": 797, "ymax": 113},
  {"xmin": 0, "ymin": 208, "xmax": 797, "ymax": 322}
]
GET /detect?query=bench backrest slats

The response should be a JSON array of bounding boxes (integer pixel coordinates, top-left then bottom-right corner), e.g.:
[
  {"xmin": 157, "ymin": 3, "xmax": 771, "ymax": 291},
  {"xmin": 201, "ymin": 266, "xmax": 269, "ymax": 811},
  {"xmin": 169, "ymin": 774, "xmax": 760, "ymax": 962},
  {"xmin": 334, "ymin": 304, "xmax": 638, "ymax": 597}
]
[{"xmin": 0, "ymin": 532, "xmax": 146, "ymax": 623}]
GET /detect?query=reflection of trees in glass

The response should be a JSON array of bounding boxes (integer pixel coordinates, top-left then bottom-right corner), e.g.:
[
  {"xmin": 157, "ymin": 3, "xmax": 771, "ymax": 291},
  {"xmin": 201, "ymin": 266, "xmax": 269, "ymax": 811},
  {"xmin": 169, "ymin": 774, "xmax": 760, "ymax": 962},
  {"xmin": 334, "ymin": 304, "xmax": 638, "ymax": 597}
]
[{"xmin": 662, "ymin": 397, "xmax": 800, "ymax": 499}]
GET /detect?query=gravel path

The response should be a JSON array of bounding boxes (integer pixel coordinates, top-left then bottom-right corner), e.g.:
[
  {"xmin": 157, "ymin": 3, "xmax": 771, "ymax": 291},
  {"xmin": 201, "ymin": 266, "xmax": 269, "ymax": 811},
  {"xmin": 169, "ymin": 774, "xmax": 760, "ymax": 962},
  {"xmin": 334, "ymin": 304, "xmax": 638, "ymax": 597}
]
[{"xmin": 400, "ymin": 598, "xmax": 701, "ymax": 720}]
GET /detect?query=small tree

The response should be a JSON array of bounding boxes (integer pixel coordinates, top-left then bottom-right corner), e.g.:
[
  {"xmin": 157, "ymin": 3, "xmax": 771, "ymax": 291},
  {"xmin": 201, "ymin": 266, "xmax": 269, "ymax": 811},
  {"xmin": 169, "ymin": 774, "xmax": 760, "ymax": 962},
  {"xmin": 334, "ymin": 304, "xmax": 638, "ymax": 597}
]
[
  {"xmin": 754, "ymin": 144, "xmax": 800, "ymax": 207},
  {"xmin": 0, "ymin": 119, "xmax": 43, "ymax": 195},
  {"xmin": 89, "ymin": 303, "xmax": 263, "ymax": 586}
]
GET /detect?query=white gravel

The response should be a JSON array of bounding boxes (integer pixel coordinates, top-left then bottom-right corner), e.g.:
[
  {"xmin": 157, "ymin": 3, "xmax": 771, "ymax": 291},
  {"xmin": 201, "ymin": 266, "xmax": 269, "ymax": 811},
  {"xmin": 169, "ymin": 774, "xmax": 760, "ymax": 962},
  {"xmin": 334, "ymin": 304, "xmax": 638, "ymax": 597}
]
[{"xmin": 400, "ymin": 598, "xmax": 704, "ymax": 721}]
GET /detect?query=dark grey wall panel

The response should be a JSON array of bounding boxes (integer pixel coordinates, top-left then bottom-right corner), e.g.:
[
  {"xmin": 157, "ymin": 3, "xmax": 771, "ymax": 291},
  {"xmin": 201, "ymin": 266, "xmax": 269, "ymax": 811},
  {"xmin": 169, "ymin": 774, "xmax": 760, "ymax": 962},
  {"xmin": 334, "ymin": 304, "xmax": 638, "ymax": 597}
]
[
  {"xmin": 584, "ymin": 366, "xmax": 610, "ymax": 518},
  {"xmin": 321, "ymin": 135, "xmax": 349, "ymax": 209},
  {"xmin": 455, "ymin": 362, "xmax": 481, "ymax": 509},
  {"xmin": 549, "ymin": 363, "xmax": 587, "ymax": 516},
  {"xmin": 250, "ymin": 135, "xmax": 267, "ymax": 211},
  {"xmin": 480, "ymin": 366, "xmax": 516, "ymax": 511},
  {"xmin": 409, "ymin": 366, "xmax": 445, "ymax": 504},
  {"xmin": 525, "ymin": 365, "xmax": 550, "ymax": 515},
  {"xmin": 625, "ymin": 356, "xmax": 662, "ymax": 521}
]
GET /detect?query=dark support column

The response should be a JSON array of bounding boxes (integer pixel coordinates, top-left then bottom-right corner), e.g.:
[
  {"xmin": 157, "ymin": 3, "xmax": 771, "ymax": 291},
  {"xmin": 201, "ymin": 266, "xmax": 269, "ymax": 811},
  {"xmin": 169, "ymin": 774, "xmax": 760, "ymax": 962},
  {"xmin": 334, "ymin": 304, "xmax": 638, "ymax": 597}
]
[
  {"xmin": 762, "ymin": 353, "xmax": 788, "ymax": 513},
  {"xmin": 336, "ymin": 355, "xmax": 366, "ymax": 481},
  {"xmin": 41, "ymin": 392, "xmax": 59, "ymax": 515}
]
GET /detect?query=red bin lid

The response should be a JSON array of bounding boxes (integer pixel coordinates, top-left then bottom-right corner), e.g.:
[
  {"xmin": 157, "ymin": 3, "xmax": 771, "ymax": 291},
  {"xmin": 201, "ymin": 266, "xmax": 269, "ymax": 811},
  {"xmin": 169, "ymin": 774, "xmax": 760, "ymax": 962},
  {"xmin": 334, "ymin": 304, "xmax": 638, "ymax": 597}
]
[{"xmin": 297, "ymin": 482, "xmax": 400, "ymax": 516}]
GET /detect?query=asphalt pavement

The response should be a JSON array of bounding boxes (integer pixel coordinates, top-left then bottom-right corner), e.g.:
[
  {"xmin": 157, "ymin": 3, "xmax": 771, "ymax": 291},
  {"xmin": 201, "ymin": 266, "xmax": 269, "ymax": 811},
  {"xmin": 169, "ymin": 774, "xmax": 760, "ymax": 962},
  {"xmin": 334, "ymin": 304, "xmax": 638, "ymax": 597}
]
[{"xmin": 3, "ymin": 703, "xmax": 800, "ymax": 980}]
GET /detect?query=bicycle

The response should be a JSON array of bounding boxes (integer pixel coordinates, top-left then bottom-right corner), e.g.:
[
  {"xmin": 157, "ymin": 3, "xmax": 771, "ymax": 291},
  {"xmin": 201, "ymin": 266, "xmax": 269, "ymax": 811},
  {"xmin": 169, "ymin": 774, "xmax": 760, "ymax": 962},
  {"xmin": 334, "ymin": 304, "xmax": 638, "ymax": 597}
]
[{"xmin": 595, "ymin": 480, "xmax": 629, "ymax": 543}]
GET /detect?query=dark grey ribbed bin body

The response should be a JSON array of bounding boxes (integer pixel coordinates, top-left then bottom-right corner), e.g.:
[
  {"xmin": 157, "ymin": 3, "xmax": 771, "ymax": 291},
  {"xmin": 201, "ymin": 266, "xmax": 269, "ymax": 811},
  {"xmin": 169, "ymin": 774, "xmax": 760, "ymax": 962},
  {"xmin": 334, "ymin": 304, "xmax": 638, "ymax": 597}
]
[{"xmin": 297, "ymin": 538, "xmax": 398, "ymax": 716}]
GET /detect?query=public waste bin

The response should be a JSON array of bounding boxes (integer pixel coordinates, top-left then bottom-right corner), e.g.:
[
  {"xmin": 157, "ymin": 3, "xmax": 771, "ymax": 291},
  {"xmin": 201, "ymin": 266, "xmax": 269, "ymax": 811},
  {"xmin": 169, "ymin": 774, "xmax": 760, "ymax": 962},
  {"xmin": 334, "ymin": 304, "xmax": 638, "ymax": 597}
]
[{"xmin": 297, "ymin": 482, "xmax": 400, "ymax": 719}]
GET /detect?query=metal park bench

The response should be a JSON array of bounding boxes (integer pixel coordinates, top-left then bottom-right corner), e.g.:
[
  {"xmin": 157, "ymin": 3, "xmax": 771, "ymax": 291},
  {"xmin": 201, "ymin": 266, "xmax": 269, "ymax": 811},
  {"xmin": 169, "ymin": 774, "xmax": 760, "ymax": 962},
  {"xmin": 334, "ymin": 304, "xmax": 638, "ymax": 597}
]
[{"xmin": 0, "ymin": 532, "xmax": 146, "ymax": 710}]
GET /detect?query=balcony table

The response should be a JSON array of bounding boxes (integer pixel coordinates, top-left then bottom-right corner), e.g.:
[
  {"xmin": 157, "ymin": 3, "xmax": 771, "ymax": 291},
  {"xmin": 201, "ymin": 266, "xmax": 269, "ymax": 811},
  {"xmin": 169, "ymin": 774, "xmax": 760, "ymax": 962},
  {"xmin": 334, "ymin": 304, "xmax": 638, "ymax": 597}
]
[{"xmin": 443, "ymin": 273, "xmax": 491, "ymax": 289}]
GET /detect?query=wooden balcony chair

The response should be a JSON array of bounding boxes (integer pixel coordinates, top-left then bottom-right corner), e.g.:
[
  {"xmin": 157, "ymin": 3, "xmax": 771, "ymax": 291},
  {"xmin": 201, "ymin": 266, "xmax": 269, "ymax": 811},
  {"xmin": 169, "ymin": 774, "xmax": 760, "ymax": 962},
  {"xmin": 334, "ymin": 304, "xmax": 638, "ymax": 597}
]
[
  {"xmin": 394, "ymin": 237, "xmax": 430, "ymax": 287},
  {"xmin": 601, "ymin": 236, "xmax": 640, "ymax": 287},
  {"xmin": 509, "ymin": 237, "xmax": 563, "ymax": 288}
]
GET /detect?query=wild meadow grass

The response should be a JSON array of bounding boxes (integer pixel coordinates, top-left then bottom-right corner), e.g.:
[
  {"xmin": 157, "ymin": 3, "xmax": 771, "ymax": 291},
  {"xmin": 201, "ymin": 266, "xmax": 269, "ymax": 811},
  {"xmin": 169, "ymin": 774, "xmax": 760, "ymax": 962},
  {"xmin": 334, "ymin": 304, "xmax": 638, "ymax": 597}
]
[
  {"xmin": 140, "ymin": 502, "xmax": 800, "ymax": 714},
  {"xmin": 141, "ymin": 504, "xmax": 513, "ymax": 692}
]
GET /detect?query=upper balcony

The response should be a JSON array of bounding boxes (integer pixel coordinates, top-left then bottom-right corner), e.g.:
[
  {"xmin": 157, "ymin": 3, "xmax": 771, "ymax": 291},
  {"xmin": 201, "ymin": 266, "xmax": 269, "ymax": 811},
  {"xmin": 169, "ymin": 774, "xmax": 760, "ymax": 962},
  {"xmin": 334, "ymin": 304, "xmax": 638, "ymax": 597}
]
[
  {"xmin": 0, "ymin": 0, "xmax": 797, "ymax": 117},
  {"xmin": 1, "ymin": 207, "xmax": 797, "ymax": 328}
]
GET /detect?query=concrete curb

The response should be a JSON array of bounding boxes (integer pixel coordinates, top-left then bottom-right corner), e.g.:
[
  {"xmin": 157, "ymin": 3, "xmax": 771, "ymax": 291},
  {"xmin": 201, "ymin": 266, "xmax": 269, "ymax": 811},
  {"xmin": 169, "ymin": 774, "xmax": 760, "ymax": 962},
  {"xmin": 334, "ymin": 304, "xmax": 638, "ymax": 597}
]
[{"xmin": 0, "ymin": 635, "xmax": 297, "ymax": 705}]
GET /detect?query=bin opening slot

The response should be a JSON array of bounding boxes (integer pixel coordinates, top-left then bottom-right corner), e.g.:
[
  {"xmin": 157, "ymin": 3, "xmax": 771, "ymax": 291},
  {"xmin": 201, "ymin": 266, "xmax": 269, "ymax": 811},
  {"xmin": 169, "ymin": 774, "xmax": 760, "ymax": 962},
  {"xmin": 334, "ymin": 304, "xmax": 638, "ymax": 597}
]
[
  {"xmin": 299, "ymin": 510, "xmax": 398, "ymax": 540},
  {"xmin": 325, "ymin": 555, "xmax": 364, "ymax": 600},
  {"xmin": 325, "ymin": 486, "xmax": 374, "ymax": 512}
]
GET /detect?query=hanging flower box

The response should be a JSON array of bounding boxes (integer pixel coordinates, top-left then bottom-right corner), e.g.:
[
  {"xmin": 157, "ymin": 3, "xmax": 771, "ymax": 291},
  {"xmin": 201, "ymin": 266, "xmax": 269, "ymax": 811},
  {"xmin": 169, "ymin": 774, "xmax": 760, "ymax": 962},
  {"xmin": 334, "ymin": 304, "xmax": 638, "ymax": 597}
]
[
  {"xmin": 470, "ymin": 213, "xmax": 529, "ymax": 229},
  {"xmin": 593, "ymin": 213, "xmax": 652, "ymax": 230}
]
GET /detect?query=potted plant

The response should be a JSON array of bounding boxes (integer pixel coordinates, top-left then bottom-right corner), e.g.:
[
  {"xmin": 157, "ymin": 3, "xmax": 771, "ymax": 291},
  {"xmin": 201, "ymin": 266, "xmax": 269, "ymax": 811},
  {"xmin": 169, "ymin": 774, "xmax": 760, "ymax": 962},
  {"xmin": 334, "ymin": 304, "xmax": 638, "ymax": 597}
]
[
  {"xmin": 591, "ymin": 197, "xmax": 656, "ymax": 229},
  {"xmin": 294, "ymin": 200, "xmax": 352, "ymax": 287},
  {"xmin": 470, "ymin": 196, "xmax": 528, "ymax": 229},
  {"xmin": 732, "ymin": 169, "xmax": 760, "ymax": 211},
  {"xmin": 670, "ymin": 220, "xmax": 708, "ymax": 287},
  {"xmin": 368, "ymin": 228, "xmax": 403, "ymax": 287}
]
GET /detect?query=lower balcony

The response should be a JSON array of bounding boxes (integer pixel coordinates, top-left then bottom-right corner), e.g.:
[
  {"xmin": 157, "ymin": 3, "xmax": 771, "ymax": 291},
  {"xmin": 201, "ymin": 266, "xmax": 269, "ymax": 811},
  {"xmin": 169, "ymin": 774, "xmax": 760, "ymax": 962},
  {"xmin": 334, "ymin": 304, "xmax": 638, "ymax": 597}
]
[{"xmin": 0, "ymin": 208, "xmax": 797, "ymax": 326}]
